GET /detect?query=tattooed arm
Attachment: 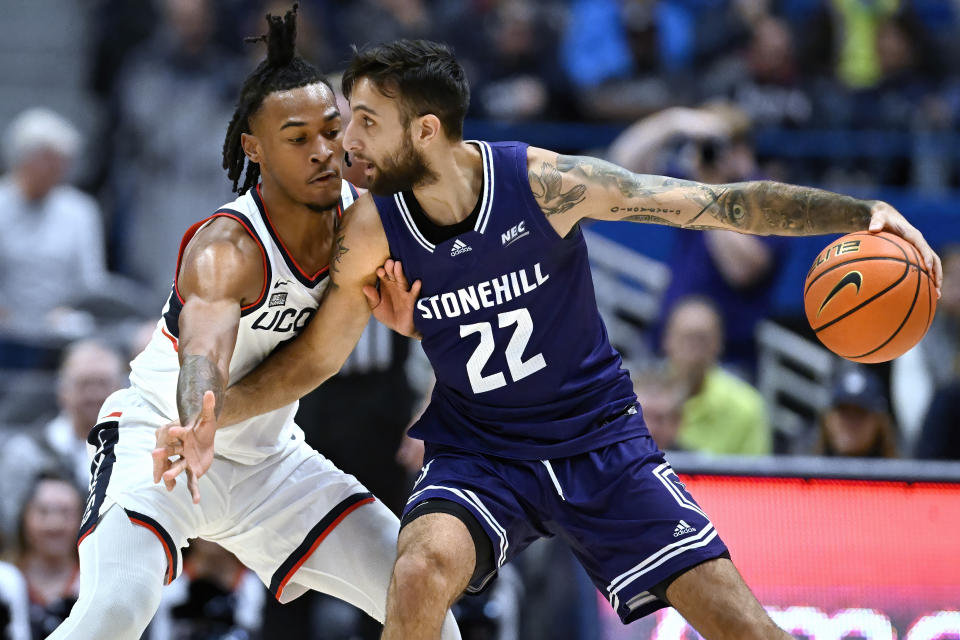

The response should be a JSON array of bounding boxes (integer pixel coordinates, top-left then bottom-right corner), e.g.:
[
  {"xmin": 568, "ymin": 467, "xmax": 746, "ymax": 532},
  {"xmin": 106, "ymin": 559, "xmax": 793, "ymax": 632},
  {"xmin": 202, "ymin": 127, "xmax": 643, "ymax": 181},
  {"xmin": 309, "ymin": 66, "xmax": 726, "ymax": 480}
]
[
  {"xmin": 154, "ymin": 218, "xmax": 264, "ymax": 499},
  {"xmin": 218, "ymin": 193, "xmax": 391, "ymax": 426},
  {"xmin": 175, "ymin": 218, "xmax": 264, "ymax": 424},
  {"xmin": 526, "ymin": 147, "xmax": 942, "ymax": 289}
]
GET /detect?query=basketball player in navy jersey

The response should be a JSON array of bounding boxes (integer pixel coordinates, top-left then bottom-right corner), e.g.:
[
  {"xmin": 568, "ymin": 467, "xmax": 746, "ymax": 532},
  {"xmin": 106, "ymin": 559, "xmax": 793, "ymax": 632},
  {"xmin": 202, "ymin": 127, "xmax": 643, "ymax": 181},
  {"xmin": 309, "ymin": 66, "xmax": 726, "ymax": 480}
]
[
  {"xmin": 160, "ymin": 40, "xmax": 942, "ymax": 639},
  {"xmin": 50, "ymin": 15, "xmax": 463, "ymax": 640}
]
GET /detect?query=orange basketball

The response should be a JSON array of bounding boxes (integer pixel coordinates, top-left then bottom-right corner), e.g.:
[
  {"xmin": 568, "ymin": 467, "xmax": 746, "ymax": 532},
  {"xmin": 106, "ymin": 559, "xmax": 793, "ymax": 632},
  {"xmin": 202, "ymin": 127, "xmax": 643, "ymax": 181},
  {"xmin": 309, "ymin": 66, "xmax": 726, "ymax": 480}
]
[{"xmin": 804, "ymin": 231, "xmax": 937, "ymax": 363}]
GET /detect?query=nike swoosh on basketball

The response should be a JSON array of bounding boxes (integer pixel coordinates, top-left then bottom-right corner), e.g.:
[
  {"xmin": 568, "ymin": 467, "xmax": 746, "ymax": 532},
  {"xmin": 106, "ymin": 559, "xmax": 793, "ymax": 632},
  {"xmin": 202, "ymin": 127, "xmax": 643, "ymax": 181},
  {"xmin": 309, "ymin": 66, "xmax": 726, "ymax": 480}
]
[{"xmin": 818, "ymin": 271, "xmax": 863, "ymax": 317}]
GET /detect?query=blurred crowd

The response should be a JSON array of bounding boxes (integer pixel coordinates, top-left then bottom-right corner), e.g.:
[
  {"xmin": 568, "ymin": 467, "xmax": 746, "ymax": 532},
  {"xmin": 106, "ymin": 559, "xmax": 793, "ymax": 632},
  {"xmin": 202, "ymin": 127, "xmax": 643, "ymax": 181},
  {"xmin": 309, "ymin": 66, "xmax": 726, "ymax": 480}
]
[{"xmin": 1, "ymin": 0, "xmax": 960, "ymax": 638}]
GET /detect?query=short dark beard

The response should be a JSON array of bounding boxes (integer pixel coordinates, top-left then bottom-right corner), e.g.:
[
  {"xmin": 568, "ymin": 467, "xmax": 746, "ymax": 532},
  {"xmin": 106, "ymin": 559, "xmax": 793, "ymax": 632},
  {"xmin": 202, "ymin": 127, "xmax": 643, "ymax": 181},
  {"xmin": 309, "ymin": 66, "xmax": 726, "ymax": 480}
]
[{"xmin": 367, "ymin": 133, "xmax": 437, "ymax": 195}]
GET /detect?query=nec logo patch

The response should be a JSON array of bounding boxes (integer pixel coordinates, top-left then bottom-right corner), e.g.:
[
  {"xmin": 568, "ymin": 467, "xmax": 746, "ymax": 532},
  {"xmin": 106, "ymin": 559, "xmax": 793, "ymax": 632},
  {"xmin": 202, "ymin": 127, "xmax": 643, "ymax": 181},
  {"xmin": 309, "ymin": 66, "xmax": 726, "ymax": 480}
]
[
  {"xmin": 501, "ymin": 221, "xmax": 529, "ymax": 247},
  {"xmin": 269, "ymin": 292, "xmax": 287, "ymax": 307}
]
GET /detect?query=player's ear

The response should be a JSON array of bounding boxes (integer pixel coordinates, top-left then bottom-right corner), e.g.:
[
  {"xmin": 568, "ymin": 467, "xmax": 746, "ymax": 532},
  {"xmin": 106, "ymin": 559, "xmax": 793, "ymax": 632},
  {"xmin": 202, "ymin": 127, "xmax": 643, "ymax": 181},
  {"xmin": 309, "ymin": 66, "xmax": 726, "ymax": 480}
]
[
  {"xmin": 241, "ymin": 133, "xmax": 262, "ymax": 164},
  {"xmin": 414, "ymin": 114, "xmax": 441, "ymax": 147}
]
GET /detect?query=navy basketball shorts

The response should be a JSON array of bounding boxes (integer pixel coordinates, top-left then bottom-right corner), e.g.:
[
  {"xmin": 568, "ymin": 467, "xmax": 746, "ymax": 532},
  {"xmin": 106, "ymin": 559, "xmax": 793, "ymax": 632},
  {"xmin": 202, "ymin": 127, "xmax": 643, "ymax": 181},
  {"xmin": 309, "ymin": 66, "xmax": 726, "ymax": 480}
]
[{"xmin": 401, "ymin": 433, "xmax": 729, "ymax": 623}]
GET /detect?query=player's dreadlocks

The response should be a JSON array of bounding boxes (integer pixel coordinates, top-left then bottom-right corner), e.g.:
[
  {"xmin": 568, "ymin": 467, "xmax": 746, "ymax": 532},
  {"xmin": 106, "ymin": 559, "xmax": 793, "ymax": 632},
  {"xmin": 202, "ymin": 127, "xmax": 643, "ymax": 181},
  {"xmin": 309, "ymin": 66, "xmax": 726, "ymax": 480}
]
[{"xmin": 222, "ymin": 3, "xmax": 330, "ymax": 194}]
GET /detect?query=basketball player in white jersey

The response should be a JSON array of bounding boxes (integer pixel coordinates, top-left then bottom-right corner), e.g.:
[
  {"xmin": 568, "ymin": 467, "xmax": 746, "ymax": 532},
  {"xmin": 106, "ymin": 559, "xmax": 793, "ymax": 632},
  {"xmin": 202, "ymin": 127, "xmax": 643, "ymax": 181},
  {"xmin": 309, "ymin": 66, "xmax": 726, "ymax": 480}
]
[{"xmin": 47, "ymin": 9, "xmax": 459, "ymax": 639}]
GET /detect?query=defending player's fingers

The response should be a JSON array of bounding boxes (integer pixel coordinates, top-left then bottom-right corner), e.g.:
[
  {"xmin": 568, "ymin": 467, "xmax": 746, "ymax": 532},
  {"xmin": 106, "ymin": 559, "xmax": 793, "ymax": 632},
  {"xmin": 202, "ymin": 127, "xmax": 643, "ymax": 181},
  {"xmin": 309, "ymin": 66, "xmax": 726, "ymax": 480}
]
[
  {"xmin": 410, "ymin": 278, "xmax": 422, "ymax": 298},
  {"xmin": 162, "ymin": 457, "xmax": 188, "ymax": 491},
  {"xmin": 167, "ymin": 425, "xmax": 189, "ymax": 441},
  {"xmin": 152, "ymin": 448, "xmax": 171, "ymax": 484},
  {"xmin": 151, "ymin": 444, "xmax": 183, "ymax": 482},
  {"xmin": 186, "ymin": 469, "xmax": 201, "ymax": 505}
]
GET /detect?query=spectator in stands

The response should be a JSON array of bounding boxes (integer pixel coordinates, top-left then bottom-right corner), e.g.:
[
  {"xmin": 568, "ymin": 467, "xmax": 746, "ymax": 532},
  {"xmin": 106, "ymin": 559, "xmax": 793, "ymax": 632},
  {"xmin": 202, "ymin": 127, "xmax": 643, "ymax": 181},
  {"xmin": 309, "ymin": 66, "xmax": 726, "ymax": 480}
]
[
  {"xmin": 0, "ymin": 108, "xmax": 109, "ymax": 353},
  {"xmin": 110, "ymin": 0, "xmax": 242, "ymax": 302},
  {"xmin": 802, "ymin": 1, "xmax": 919, "ymax": 92},
  {"xmin": 813, "ymin": 366, "xmax": 898, "ymax": 458},
  {"xmin": 609, "ymin": 104, "xmax": 789, "ymax": 378},
  {"xmin": 336, "ymin": 0, "xmax": 432, "ymax": 50},
  {"xmin": 663, "ymin": 296, "xmax": 771, "ymax": 455},
  {"xmin": 14, "ymin": 474, "xmax": 83, "ymax": 638},
  {"xmin": 699, "ymin": 16, "xmax": 814, "ymax": 129},
  {"xmin": 631, "ymin": 367, "xmax": 687, "ymax": 451},
  {"xmin": 150, "ymin": 539, "xmax": 264, "ymax": 640},
  {"xmin": 0, "ymin": 340, "xmax": 126, "ymax": 541},
  {"xmin": 561, "ymin": 0, "xmax": 689, "ymax": 121},
  {"xmin": 915, "ymin": 380, "xmax": 960, "ymax": 461},
  {"xmin": 466, "ymin": 0, "xmax": 576, "ymax": 122},
  {"xmin": 892, "ymin": 244, "xmax": 960, "ymax": 450}
]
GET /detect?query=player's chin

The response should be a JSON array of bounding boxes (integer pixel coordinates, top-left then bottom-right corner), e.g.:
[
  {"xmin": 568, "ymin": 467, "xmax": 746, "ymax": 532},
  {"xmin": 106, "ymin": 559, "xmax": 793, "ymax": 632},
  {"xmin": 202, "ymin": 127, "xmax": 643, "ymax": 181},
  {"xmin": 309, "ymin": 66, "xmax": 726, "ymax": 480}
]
[{"xmin": 304, "ymin": 180, "xmax": 341, "ymax": 209}]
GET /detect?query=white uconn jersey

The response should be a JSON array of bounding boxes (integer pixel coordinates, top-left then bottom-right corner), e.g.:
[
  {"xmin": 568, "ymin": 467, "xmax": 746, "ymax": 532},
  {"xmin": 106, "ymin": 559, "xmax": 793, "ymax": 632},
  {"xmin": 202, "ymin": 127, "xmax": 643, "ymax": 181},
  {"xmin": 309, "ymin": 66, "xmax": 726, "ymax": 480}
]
[{"xmin": 129, "ymin": 181, "xmax": 358, "ymax": 463}]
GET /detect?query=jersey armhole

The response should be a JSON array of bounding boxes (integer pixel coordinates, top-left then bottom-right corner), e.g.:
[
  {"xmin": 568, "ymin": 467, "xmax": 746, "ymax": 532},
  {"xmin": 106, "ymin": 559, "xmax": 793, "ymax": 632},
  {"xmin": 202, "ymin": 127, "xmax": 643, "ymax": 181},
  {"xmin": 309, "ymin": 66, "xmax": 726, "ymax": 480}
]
[{"xmin": 172, "ymin": 208, "xmax": 270, "ymax": 312}]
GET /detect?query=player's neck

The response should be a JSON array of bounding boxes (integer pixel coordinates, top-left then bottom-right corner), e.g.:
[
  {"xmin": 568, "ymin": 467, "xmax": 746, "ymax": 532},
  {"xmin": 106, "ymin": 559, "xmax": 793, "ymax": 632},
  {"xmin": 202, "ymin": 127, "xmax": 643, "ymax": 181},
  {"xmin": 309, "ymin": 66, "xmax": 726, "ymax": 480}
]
[
  {"xmin": 258, "ymin": 181, "xmax": 336, "ymax": 269},
  {"xmin": 412, "ymin": 141, "xmax": 482, "ymax": 227}
]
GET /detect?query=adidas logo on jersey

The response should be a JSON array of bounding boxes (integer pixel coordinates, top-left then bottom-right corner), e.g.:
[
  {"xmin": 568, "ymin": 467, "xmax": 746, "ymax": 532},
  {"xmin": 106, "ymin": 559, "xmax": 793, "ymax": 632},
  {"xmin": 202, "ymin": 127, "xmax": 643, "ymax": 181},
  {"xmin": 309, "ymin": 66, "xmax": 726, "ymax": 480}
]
[
  {"xmin": 501, "ymin": 221, "xmax": 529, "ymax": 247},
  {"xmin": 673, "ymin": 520, "xmax": 696, "ymax": 537},
  {"xmin": 450, "ymin": 239, "xmax": 472, "ymax": 256}
]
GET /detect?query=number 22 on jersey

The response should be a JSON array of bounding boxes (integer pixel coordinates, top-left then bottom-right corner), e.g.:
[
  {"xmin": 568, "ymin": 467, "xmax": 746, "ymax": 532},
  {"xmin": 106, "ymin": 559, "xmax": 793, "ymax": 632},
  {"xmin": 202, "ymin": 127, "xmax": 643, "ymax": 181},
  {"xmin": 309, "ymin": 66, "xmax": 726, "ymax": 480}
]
[{"xmin": 460, "ymin": 307, "xmax": 546, "ymax": 394}]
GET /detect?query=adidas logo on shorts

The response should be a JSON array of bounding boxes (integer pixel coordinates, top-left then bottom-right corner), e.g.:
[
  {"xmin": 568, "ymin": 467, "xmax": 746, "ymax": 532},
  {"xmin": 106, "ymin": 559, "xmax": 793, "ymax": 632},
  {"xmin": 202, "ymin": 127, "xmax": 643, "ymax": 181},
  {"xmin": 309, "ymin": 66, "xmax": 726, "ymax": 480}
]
[
  {"xmin": 450, "ymin": 239, "xmax": 472, "ymax": 256},
  {"xmin": 673, "ymin": 520, "xmax": 697, "ymax": 537}
]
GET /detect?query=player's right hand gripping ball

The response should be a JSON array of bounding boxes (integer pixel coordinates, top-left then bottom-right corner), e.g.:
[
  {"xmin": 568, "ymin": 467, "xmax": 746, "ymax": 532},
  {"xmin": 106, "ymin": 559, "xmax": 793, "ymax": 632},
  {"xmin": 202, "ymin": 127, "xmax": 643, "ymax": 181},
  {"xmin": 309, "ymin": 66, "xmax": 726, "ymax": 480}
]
[{"xmin": 804, "ymin": 231, "xmax": 937, "ymax": 363}]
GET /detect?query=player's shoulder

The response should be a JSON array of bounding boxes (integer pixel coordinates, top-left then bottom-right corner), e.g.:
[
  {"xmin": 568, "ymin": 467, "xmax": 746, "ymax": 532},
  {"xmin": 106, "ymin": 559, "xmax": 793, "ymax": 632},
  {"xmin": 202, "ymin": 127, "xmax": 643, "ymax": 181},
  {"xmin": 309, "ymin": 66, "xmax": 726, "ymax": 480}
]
[
  {"xmin": 341, "ymin": 190, "xmax": 381, "ymax": 231},
  {"xmin": 332, "ymin": 191, "xmax": 390, "ymax": 279},
  {"xmin": 177, "ymin": 212, "xmax": 265, "ymax": 302},
  {"xmin": 524, "ymin": 145, "xmax": 560, "ymax": 169},
  {"xmin": 182, "ymin": 196, "xmax": 265, "ymax": 274}
]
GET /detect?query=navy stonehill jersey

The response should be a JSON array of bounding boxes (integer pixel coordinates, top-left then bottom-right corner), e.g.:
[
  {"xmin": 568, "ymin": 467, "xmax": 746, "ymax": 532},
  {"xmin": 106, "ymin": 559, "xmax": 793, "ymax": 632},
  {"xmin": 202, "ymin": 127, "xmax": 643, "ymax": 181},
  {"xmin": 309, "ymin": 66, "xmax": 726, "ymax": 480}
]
[{"xmin": 374, "ymin": 141, "xmax": 646, "ymax": 459}]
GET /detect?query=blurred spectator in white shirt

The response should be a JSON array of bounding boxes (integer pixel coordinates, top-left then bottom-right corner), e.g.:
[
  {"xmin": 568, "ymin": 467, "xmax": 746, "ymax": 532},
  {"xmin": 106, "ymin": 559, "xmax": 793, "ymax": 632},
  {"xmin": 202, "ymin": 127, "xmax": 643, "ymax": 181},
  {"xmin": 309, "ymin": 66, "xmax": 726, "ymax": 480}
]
[{"xmin": 0, "ymin": 108, "xmax": 108, "ymax": 343}]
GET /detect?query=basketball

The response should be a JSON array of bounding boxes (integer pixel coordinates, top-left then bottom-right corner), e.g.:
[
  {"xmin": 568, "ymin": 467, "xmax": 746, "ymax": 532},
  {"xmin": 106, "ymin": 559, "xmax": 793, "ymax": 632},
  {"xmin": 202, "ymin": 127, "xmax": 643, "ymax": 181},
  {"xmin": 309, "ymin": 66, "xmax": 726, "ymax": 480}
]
[{"xmin": 804, "ymin": 231, "xmax": 937, "ymax": 363}]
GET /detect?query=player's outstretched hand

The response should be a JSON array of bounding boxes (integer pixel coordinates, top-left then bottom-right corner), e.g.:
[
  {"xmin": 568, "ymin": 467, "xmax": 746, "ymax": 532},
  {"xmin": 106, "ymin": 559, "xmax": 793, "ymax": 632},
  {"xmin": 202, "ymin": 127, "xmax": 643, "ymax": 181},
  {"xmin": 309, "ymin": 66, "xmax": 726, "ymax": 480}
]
[
  {"xmin": 157, "ymin": 390, "xmax": 217, "ymax": 504},
  {"xmin": 152, "ymin": 420, "xmax": 182, "ymax": 487},
  {"xmin": 363, "ymin": 259, "xmax": 423, "ymax": 339},
  {"xmin": 869, "ymin": 202, "xmax": 943, "ymax": 297},
  {"xmin": 152, "ymin": 421, "xmax": 202, "ymax": 503}
]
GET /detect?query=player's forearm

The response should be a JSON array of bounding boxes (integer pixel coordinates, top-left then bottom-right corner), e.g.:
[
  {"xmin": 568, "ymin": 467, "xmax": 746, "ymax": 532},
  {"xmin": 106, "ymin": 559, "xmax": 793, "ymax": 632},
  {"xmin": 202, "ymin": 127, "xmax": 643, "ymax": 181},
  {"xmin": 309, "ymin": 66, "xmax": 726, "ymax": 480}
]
[
  {"xmin": 700, "ymin": 181, "xmax": 875, "ymax": 236},
  {"xmin": 219, "ymin": 285, "xmax": 371, "ymax": 426},
  {"xmin": 601, "ymin": 178, "xmax": 874, "ymax": 236},
  {"xmin": 177, "ymin": 354, "xmax": 225, "ymax": 425},
  {"xmin": 219, "ymin": 343, "xmax": 338, "ymax": 427}
]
